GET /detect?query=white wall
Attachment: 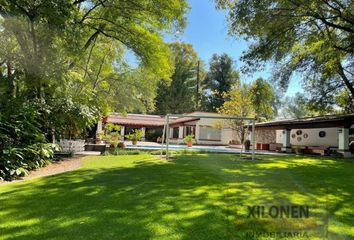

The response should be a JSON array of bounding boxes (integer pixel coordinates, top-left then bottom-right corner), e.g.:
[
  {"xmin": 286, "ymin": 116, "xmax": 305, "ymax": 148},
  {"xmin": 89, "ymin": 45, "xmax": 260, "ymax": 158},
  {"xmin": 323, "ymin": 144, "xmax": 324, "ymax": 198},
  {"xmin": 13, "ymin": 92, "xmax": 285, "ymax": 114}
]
[
  {"xmin": 275, "ymin": 128, "xmax": 352, "ymax": 147},
  {"xmin": 185, "ymin": 112, "xmax": 231, "ymax": 145}
]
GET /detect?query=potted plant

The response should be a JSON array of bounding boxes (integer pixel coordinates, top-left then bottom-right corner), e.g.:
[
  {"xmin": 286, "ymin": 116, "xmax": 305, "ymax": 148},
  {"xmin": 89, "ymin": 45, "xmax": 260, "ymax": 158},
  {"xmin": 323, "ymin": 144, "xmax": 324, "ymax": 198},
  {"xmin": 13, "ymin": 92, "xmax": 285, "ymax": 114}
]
[
  {"xmin": 126, "ymin": 129, "xmax": 144, "ymax": 145},
  {"xmin": 96, "ymin": 133, "xmax": 104, "ymax": 144},
  {"xmin": 110, "ymin": 132, "xmax": 120, "ymax": 141},
  {"xmin": 244, "ymin": 139, "xmax": 251, "ymax": 151},
  {"xmin": 184, "ymin": 135, "xmax": 195, "ymax": 147}
]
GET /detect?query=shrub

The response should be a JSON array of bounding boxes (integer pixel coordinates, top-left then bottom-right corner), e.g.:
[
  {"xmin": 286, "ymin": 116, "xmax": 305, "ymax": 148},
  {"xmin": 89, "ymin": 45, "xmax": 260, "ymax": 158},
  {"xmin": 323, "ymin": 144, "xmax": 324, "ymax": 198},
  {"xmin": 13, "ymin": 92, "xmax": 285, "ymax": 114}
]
[
  {"xmin": 126, "ymin": 129, "xmax": 144, "ymax": 141},
  {"xmin": 0, "ymin": 102, "xmax": 56, "ymax": 181},
  {"xmin": 117, "ymin": 142, "xmax": 125, "ymax": 149}
]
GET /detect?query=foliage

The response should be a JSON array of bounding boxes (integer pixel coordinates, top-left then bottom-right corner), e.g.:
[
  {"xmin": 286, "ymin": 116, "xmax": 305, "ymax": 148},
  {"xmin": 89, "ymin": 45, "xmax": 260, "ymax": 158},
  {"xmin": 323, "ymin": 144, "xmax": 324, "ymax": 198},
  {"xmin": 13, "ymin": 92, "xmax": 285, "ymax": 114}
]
[
  {"xmin": 0, "ymin": 0, "xmax": 189, "ymax": 179},
  {"xmin": 216, "ymin": 0, "xmax": 354, "ymax": 113},
  {"xmin": 280, "ymin": 93, "xmax": 317, "ymax": 119},
  {"xmin": 154, "ymin": 42, "xmax": 202, "ymax": 114},
  {"xmin": 217, "ymin": 82, "xmax": 255, "ymax": 143},
  {"xmin": 183, "ymin": 134, "xmax": 195, "ymax": 144},
  {"xmin": 126, "ymin": 129, "xmax": 144, "ymax": 141},
  {"xmin": 104, "ymin": 124, "xmax": 120, "ymax": 135},
  {"xmin": 0, "ymin": 100, "xmax": 58, "ymax": 180},
  {"xmin": 105, "ymin": 149, "xmax": 143, "ymax": 156},
  {"xmin": 202, "ymin": 53, "xmax": 239, "ymax": 112},
  {"xmin": 249, "ymin": 78, "xmax": 276, "ymax": 121}
]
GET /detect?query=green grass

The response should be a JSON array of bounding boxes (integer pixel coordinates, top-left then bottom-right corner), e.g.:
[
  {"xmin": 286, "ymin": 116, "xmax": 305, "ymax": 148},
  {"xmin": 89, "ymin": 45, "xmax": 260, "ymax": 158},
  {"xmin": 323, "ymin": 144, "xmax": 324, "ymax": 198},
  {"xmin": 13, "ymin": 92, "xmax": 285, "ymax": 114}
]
[{"xmin": 0, "ymin": 153, "xmax": 353, "ymax": 240}]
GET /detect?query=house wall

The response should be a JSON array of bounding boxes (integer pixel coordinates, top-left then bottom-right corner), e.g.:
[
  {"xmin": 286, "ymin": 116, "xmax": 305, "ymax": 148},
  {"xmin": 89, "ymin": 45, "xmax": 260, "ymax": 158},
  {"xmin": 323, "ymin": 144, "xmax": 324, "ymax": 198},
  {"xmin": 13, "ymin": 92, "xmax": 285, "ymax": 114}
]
[
  {"xmin": 276, "ymin": 128, "xmax": 340, "ymax": 147},
  {"xmin": 255, "ymin": 130, "xmax": 277, "ymax": 144},
  {"xmin": 184, "ymin": 112, "xmax": 236, "ymax": 145}
]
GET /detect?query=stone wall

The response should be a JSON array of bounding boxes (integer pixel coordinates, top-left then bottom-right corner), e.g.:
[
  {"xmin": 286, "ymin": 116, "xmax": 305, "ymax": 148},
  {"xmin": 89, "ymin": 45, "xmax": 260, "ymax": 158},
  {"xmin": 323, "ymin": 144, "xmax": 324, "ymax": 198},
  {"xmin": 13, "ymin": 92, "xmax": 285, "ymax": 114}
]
[{"xmin": 255, "ymin": 129, "xmax": 276, "ymax": 144}]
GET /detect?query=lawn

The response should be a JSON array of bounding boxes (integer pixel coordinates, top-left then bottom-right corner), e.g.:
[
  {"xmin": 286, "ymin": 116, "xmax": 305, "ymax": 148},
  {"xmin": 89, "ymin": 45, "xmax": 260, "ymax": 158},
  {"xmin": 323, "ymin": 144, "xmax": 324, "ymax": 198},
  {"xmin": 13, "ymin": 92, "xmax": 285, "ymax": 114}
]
[{"xmin": 0, "ymin": 153, "xmax": 353, "ymax": 240}]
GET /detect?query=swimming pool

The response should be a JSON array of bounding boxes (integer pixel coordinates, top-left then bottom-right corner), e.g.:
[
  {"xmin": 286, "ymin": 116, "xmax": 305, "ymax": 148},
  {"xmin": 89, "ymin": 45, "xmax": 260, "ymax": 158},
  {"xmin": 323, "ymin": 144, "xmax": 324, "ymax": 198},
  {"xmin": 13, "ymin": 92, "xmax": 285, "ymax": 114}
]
[{"xmin": 126, "ymin": 144, "xmax": 248, "ymax": 153}]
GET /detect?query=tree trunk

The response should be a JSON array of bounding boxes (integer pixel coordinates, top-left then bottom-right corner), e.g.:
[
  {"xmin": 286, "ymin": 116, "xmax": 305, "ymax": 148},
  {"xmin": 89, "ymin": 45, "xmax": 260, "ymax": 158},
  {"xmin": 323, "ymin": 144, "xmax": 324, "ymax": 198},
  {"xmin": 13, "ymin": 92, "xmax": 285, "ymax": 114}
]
[{"xmin": 338, "ymin": 62, "xmax": 354, "ymax": 98}]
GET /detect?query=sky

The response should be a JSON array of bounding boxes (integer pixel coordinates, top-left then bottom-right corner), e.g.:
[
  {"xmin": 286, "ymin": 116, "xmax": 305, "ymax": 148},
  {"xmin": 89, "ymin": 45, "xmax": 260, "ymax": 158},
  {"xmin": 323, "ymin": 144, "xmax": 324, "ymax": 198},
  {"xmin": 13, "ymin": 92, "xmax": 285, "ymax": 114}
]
[{"xmin": 166, "ymin": 0, "xmax": 302, "ymax": 97}]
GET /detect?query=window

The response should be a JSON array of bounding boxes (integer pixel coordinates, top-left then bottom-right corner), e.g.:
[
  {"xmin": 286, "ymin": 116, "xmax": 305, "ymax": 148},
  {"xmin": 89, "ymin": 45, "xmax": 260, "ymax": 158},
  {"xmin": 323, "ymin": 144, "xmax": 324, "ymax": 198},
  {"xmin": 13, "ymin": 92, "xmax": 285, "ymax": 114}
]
[
  {"xmin": 199, "ymin": 126, "xmax": 221, "ymax": 141},
  {"xmin": 172, "ymin": 127, "xmax": 179, "ymax": 139}
]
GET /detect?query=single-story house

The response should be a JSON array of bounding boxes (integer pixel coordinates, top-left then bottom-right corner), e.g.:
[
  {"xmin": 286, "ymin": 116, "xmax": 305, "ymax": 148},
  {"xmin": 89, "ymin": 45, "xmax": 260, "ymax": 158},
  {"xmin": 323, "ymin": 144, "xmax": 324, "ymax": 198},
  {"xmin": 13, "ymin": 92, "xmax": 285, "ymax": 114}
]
[
  {"xmin": 250, "ymin": 114, "xmax": 354, "ymax": 158},
  {"xmin": 97, "ymin": 112, "xmax": 238, "ymax": 144},
  {"xmin": 97, "ymin": 112, "xmax": 354, "ymax": 157}
]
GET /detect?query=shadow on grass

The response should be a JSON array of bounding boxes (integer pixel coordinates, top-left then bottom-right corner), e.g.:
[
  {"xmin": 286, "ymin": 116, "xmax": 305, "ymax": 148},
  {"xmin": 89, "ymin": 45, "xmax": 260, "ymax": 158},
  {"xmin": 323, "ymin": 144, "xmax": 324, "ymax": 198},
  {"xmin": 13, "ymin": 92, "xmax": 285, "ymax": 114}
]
[{"xmin": 0, "ymin": 154, "xmax": 353, "ymax": 240}]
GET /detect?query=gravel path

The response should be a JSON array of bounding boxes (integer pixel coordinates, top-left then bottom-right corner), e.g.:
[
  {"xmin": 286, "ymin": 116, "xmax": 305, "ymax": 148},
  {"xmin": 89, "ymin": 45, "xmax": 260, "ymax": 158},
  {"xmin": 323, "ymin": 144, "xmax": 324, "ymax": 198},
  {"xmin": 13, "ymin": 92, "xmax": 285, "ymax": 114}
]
[{"xmin": 0, "ymin": 157, "xmax": 82, "ymax": 185}]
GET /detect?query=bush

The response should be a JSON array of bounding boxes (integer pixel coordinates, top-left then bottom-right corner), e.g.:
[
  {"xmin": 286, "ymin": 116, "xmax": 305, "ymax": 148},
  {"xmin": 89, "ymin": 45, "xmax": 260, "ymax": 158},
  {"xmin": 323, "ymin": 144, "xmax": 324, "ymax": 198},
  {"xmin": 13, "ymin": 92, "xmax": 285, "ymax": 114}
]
[
  {"xmin": 105, "ymin": 149, "xmax": 144, "ymax": 156},
  {"xmin": 0, "ymin": 101, "xmax": 56, "ymax": 181}
]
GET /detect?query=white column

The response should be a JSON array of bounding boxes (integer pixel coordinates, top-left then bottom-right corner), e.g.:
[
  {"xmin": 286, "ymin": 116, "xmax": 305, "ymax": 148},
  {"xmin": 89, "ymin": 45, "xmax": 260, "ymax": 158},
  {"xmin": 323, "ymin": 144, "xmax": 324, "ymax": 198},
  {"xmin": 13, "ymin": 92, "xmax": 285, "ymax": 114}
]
[
  {"xmin": 169, "ymin": 128, "xmax": 174, "ymax": 139},
  {"xmin": 178, "ymin": 126, "xmax": 184, "ymax": 138},
  {"xmin": 281, "ymin": 129, "xmax": 292, "ymax": 153},
  {"xmin": 195, "ymin": 125, "xmax": 199, "ymax": 144},
  {"xmin": 120, "ymin": 126, "xmax": 125, "ymax": 141},
  {"xmin": 141, "ymin": 127, "xmax": 146, "ymax": 141},
  {"xmin": 97, "ymin": 120, "xmax": 103, "ymax": 134},
  {"xmin": 178, "ymin": 126, "xmax": 184, "ymax": 144},
  {"xmin": 338, "ymin": 128, "xmax": 351, "ymax": 158}
]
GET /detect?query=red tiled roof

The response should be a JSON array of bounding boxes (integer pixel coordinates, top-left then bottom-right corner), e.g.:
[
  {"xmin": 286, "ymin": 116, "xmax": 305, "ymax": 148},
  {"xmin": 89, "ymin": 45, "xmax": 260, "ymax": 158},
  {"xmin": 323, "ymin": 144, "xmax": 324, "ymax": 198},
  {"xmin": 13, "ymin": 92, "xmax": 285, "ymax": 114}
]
[{"xmin": 103, "ymin": 114, "xmax": 199, "ymax": 127}]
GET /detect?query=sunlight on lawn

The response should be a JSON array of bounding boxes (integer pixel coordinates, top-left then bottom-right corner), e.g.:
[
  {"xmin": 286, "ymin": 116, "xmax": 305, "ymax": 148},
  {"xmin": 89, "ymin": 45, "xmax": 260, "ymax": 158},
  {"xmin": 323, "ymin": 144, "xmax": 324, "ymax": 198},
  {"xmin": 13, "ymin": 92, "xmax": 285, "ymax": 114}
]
[{"xmin": 0, "ymin": 154, "xmax": 353, "ymax": 240}]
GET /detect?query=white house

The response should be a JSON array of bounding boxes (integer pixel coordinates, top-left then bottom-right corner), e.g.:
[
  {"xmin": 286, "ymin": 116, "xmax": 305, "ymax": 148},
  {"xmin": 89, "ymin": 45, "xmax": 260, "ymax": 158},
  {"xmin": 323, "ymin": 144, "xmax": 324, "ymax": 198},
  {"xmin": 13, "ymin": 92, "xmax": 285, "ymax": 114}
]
[{"xmin": 98, "ymin": 112, "xmax": 354, "ymax": 157}]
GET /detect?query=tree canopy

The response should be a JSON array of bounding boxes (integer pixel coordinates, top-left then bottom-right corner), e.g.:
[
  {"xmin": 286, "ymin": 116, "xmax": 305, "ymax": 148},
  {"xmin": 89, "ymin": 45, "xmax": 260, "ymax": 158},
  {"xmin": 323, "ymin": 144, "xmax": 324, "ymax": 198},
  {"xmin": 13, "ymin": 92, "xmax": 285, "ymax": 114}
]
[
  {"xmin": 0, "ymin": 0, "xmax": 189, "ymax": 180},
  {"xmin": 249, "ymin": 78, "xmax": 276, "ymax": 121},
  {"xmin": 216, "ymin": 0, "xmax": 354, "ymax": 112},
  {"xmin": 154, "ymin": 42, "xmax": 201, "ymax": 114},
  {"xmin": 202, "ymin": 53, "xmax": 239, "ymax": 112}
]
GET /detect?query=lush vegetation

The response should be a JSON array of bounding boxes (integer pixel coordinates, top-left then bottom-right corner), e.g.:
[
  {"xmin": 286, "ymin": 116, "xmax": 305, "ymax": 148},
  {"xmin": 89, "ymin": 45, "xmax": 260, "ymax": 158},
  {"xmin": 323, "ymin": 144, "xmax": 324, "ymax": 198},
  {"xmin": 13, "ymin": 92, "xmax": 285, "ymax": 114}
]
[
  {"xmin": 154, "ymin": 42, "xmax": 202, "ymax": 114},
  {"xmin": 215, "ymin": 0, "xmax": 354, "ymax": 113},
  {"xmin": 201, "ymin": 53, "xmax": 239, "ymax": 112},
  {"xmin": 0, "ymin": 0, "xmax": 189, "ymax": 180},
  {"xmin": 0, "ymin": 153, "xmax": 353, "ymax": 239}
]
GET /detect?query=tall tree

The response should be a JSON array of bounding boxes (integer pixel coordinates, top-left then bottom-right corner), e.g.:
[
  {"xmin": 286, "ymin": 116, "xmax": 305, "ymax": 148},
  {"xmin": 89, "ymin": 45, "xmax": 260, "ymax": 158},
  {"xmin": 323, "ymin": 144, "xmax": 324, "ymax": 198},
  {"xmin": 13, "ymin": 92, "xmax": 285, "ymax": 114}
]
[
  {"xmin": 202, "ymin": 53, "xmax": 239, "ymax": 112},
  {"xmin": 154, "ymin": 42, "xmax": 201, "ymax": 114},
  {"xmin": 249, "ymin": 78, "xmax": 276, "ymax": 121},
  {"xmin": 0, "ymin": 0, "xmax": 189, "ymax": 129},
  {"xmin": 0, "ymin": 0, "xmax": 189, "ymax": 179},
  {"xmin": 216, "ymin": 0, "xmax": 354, "ymax": 112}
]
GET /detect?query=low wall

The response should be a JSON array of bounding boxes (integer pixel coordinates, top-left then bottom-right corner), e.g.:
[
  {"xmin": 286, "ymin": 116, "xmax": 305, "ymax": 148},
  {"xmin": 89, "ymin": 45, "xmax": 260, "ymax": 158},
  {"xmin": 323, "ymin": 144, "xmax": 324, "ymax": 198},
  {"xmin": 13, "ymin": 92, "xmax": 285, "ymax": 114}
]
[{"xmin": 59, "ymin": 140, "xmax": 85, "ymax": 153}]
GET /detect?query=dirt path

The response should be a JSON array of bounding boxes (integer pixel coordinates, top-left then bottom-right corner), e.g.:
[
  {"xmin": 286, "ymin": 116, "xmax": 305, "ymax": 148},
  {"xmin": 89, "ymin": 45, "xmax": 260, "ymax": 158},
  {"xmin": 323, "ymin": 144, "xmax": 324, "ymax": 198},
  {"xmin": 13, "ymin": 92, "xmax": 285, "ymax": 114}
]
[{"xmin": 0, "ymin": 157, "xmax": 83, "ymax": 185}]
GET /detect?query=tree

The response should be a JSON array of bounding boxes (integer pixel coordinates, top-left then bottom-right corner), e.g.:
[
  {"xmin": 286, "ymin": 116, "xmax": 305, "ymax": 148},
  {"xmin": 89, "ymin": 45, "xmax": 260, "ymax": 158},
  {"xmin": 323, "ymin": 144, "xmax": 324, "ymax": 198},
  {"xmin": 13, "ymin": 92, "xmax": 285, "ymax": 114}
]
[
  {"xmin": 154, "ymin": 42, "xmax": 201, "ymax": 114},
  {"xmin": 215, "ymin": 0, "xmax": 354, "ymax": 112},
  {"xmin": 217, "ymin": 82, "xmax": 255, "ymax": 144},
  {"xmin": 249, "ymin": 78, "xmax": 276, "ymax": 121},
  {"xmin": 280, "ymin": 93, "xmax": 315, "ymax": 119},
  {"xmin": 202, "ymin": 53, "xmax": 239, "ymax": 112},
  {"xmin": 0, "ymin": 0, "xmax": 189, "ymax": 179}
]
